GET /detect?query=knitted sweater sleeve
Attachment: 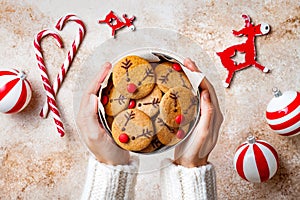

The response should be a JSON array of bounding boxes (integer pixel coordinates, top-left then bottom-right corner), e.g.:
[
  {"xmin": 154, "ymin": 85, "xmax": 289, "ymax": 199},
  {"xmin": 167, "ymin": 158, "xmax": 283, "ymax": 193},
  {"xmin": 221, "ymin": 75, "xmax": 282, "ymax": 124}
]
[
  {"xmin": 160, "ymin": 159, "xmax": 217, "ymax": 200},
  {"xmin": 81, "ymin": 156, "xmax": 139, "ymax": 200}
]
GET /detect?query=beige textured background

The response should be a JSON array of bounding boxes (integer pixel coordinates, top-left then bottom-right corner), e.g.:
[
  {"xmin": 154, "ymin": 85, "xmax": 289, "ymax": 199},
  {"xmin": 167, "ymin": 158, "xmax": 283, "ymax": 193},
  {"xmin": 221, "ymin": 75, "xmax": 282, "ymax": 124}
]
[{"xmin": 0, "ymin": 0, "xmax": 299, "ymax": 199}]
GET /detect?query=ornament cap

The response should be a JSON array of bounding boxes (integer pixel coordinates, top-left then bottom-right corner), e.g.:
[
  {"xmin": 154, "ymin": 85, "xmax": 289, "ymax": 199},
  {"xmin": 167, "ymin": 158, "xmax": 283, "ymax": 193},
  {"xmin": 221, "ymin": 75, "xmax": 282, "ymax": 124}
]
[
  {"xmin": 19, "ymin": 71, "xmax": 27, "ymax": 80},
  {"xmin": 247, "ymin": 135, "xmax": 256, "ymax": 144},
  {"xmin": 272, "ymin": 87, "xmax": 282, "ymax": 98}
]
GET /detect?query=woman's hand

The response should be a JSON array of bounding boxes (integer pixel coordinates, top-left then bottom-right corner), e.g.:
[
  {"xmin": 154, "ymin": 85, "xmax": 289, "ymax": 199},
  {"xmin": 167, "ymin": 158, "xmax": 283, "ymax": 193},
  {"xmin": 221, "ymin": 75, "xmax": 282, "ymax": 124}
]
[
  {"xmin": 76, "ymin": 62, "xmax": 130, "ymax": 166},
  {"xmin": 174, "ymin": 58, "xmax": 223, "ymax": 168}
]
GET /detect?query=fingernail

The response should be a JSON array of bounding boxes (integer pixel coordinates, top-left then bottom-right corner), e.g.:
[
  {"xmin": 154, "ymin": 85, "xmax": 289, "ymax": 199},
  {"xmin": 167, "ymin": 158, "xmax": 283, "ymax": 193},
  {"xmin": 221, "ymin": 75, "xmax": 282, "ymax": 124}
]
[
  {"xmin": 203, "ymin": 91, "xmax": 210, "ymax": 101},
  {"xmin": 89, "ymin": 95, "xmax": 98, "ymax": 113},
  {"xmin": 105, "ymin": 62, "xmax": 112, "ymax": 68}
]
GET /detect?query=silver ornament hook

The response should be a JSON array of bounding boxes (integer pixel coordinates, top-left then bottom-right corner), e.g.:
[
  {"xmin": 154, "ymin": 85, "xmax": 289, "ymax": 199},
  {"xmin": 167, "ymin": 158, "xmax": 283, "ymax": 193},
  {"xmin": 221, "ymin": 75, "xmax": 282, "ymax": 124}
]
[
  {"xmin": 272, "ymin": 87, "xmax": 282, "ymax": 98},
  {"xmin": 19, "ymin": 71, "xmax": 27, "ymax": 81},
  {"xmin": 247, "ymin": 135, "xmax": 256, "ymax": 144}
]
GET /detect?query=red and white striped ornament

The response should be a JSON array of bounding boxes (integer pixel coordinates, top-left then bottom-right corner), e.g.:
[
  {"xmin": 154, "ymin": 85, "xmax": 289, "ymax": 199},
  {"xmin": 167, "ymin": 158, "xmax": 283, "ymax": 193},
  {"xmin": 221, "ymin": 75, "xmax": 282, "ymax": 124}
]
[
  {"xmin": 0, "ymin": 68, "xmax": 32, "ymax": 114},
  {"xmin": 266, "ymin": 88, "xmax": 300, "ymax": 137},
  {"xmin": 233, "ymin": 136, "xmax": 279, "ymax": 183}
]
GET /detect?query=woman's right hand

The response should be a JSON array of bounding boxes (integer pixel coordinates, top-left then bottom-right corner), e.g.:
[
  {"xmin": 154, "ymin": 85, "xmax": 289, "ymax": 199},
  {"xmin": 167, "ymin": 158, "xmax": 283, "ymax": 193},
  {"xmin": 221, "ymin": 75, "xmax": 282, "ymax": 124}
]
[{"xmin": 174, "ymin": 58, "xmax": 223, "ymax": 168}]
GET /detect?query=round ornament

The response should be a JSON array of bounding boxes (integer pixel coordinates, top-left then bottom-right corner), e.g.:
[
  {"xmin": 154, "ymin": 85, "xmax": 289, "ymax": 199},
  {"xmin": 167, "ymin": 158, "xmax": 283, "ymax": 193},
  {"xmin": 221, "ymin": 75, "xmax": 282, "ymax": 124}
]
[
  {"xmin": 266, "ymin": 88, "xmax": 300, "ymax": 137},
  {"xmin": 233, "ymin": 136, "xmax": 279, "ymax": 183},
  {"xmin": 0, "ymin": 68, "xmax": 32, "ymax": 114}
]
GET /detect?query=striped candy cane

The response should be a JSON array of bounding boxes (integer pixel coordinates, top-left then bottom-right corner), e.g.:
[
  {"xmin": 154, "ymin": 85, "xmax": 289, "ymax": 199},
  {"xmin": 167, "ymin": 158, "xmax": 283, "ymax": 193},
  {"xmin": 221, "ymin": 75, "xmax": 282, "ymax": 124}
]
[
  {"xmin": 34, "ymin": 30, "xmax": 65, "ymax": 137},
  {"xmin": 40, "ymin": 14, "xmax": 86, "ymax": 118}
]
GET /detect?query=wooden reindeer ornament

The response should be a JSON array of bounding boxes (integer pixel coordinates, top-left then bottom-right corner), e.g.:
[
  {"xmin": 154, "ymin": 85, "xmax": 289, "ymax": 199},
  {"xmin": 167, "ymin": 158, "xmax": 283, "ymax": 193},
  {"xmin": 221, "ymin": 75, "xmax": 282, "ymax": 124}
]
[
  {"xmin": 99, "ymin": 11, "xmax": 135, "ymax": 37},
  {"xmin": 217, "ymin": 14, "xmax": 271, "ymax": 88}
]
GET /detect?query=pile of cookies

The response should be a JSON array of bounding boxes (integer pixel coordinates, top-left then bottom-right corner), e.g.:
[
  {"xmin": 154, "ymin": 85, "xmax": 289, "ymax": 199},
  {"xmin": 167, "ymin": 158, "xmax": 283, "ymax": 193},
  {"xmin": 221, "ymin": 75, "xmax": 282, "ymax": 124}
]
[{"xmin": 101, "ymin": 55, "xmax": 198, "ymax": 153}]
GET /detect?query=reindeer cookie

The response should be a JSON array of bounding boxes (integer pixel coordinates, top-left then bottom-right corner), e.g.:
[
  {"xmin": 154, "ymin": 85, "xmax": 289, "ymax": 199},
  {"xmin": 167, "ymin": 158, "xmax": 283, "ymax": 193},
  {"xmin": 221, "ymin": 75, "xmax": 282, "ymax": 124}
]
[
  {"xmin": 112, "ymin": 109, "xmax": 154, "ymax": 151},
  {"xmin": 134, "ymin": 85, "xmax": 162, "ymax": 118},
  {"xmin": 155, "ymin": 62, "xmax": 192, "ymax": 93},
  {"xmin": 155, "ymin": 115, "xmax": 190, "ymax": 146},
  {"xmin": 103, "ymin": 86, "xmax": 130, "ymax": 116},
  {"xmin": 112, "ymin": 55, "xmax": 155, "ymax": 99},
  {"xmin": 160, "ymin": 87, "xmax": 198, "ymax": 128}
]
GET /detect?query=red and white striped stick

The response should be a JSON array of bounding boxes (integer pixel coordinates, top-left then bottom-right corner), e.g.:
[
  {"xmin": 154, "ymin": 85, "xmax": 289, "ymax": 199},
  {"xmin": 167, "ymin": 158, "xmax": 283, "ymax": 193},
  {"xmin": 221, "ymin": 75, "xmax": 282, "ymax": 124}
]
[
  {"xmin": 34, "ymin": 29, "xmax": 65, "ymax": 137},
  {"xmin": 40, "ymin": 14, "xmax": 86, "ymax": 118}
]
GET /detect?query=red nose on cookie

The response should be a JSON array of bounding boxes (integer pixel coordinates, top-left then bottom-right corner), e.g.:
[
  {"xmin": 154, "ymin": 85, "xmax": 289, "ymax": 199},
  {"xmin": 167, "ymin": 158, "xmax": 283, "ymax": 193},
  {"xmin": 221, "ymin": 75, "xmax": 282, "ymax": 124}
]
[
  {"xmin": 127, "ymin": 83, "xmax": 137, "ymax": 93},
  {"xmin": 128, "ymin": 99, "xmax": 136, "ymax": 109},
  {"xmin": 101, "ymin": 95, "xmax": 109, "ymax": 106},
  {"xmin": 119, "ymin": 133, "xmax": 129, "ymax": 143},
  {"xmin": 175, "ymin": 114, "xmax": 185, "ymax": 125},
  {"xmin": 172, "ymin": 63, "xmax": 182, "ymax": 71},
  {"xmin": 176, "ymin": 129, "xmax": 186, "ymax": 139}
]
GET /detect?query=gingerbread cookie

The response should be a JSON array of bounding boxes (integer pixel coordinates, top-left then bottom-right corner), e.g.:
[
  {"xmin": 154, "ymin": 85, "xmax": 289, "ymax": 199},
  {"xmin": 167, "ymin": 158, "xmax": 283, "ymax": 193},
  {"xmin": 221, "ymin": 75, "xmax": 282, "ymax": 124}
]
[
  {"xmin": 102, "ymin": 86, "xmax": 130, "ymax": 116},
  {"xmin": 159, "ymin": 86, "xmax": 198, "ymax": 128},
  {"xmin": 139, "ymin": 136, "xmax": 164, "ymax": 153},
  {"xmin": 155, "ymin": 115, "xmax": 190, "ymax": 146},
  {"xmin": 134, "ymin": 85, "xmax": 162, "ymax": 118},
  {"xmin": 105, "ymin": 115, "xmax": 114, "ymax": 130},
  {"xmin": 112, "ymin": 109, "xmax": 154, "ymax": 151},
  {"xmin": 155, "ymin": 62, "xmax": 192, "ymax": 93},
  {"xmin": 112, "ymin": 55, "xmax": 155, "ymax": 99}
]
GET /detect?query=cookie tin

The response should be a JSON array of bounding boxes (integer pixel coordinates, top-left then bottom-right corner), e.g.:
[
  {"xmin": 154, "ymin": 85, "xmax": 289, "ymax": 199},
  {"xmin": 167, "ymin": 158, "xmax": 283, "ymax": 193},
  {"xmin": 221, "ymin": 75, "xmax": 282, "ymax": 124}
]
[{"xmin": 98, "ymin": 48, "xmax": 203, "ymax": 154}]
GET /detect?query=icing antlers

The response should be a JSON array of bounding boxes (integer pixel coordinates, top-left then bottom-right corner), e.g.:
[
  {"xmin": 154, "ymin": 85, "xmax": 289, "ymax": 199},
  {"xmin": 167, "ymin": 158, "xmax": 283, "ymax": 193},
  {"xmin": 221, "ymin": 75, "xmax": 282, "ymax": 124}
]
[
  {"xmin": 159, "ymin": 68, "xmax": 173, "ymax": 84},
  {"xmin": 138, "ymin": 68, "xmax": 154, "ymax": 86},
  {"xmin": 121, "ymin": 110, "xmax": 135, "ymax": 131},
  {"xmin": 179, "ymin": 74, "xmax": 189, "ymax": 89},
  {"xmin": 121, "ymin": 58, "xmax": 132, "ymax": 82},
  {"xmin": 170, "ymin": 92, "xmax": 179, "ymax": 111},
  {"xmin": 157, "ymin": 117, "xmax": 176, "ymax": 133},
  {"xmin": 183, "ymin": 96, "xmax": 198, "ymax": 114},
  {"xmin": 138, "ymin": 98, "xmax": 160, "ymax": 108},
  {"xmin": 151, "ymin": 138, "xmax": 162, "ymax": 148},
  {"xmin": 136, "ymin": 128, "xmax": 153, "ymax": 139},
  {"xmin": 110, "ymin": 94, "xmax": 127, "ymax": 105}
]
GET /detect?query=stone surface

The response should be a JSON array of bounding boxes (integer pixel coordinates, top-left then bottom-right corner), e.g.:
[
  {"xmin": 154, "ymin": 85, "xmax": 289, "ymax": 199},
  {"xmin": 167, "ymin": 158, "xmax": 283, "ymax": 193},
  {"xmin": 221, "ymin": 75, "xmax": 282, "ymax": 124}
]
[{"xmin": 0, "ymin": 0, "xmax": 299, "ymax": 199}]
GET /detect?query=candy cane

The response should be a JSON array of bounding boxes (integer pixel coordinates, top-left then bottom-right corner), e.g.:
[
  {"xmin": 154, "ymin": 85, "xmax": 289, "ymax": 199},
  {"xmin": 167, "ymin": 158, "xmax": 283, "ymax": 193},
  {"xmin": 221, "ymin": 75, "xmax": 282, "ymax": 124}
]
[
  {"xmin": 40, "ymin": 14, "xmax": 86, "ymax": 118},
  {"xmin": 34, "ymin": 30, "xmax": 65, "ymax": 137}
]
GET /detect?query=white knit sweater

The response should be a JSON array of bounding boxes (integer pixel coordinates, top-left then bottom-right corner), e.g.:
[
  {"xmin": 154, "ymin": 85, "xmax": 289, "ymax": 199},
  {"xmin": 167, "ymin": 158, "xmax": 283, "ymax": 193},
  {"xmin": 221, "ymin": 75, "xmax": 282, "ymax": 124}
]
[{"xmin": 81, "ymin": 156, "xmax": 217, "ymax": 200}]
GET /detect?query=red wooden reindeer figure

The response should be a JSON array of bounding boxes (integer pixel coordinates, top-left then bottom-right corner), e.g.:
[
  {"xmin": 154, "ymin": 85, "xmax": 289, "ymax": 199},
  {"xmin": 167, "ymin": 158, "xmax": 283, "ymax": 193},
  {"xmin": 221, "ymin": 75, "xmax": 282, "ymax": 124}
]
[
  {"xmin": 99, "ymin": 11, "xmax": 135, "ymax": 37},
  {"xmin": 217, "ymin": 14, "xmax": 271, "ymax": 87}
]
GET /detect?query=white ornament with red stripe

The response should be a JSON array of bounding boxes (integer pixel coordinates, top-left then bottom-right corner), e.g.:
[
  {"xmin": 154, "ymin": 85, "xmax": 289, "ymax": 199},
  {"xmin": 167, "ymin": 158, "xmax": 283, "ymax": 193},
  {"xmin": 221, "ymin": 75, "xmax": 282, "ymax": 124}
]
[
  {"xmin": 266, "ymin": 87, "xmax": 300, "ymax": 137},
  {"xmin": 0, "ymin": 68, "xmax": 32, "ymax": 114},
  {"xmin": 233, "ymin": 136, "xmax": 279, "ymax": 183}
]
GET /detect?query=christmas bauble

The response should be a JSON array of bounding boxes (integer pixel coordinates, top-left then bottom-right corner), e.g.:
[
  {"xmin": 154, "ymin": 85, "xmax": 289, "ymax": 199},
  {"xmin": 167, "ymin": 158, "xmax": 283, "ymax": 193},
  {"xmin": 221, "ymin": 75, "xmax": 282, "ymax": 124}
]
[
  {"xmin": 233, "ymin": 136, "xmax": 279, "ymax": 183},
  {"xmin": 266, "ymin": 88, "xmax": 300, "ymax": 137},
  {"xmin": 0, "ymin": 68, "xmax": 32, "ymax": 114}
]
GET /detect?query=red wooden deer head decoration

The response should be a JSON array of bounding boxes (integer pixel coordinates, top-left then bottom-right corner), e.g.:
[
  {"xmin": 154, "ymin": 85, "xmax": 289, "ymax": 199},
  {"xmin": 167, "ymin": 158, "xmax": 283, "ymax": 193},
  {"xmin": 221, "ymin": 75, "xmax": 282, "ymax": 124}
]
[{"xmin": 99, "ymin": 11, "xmax": 135, "ymax": 37}]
